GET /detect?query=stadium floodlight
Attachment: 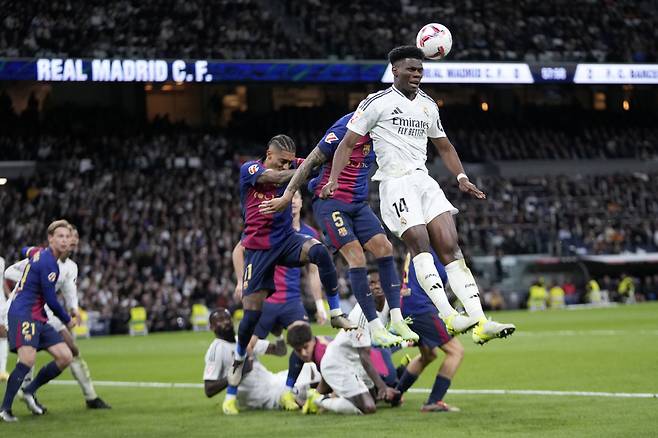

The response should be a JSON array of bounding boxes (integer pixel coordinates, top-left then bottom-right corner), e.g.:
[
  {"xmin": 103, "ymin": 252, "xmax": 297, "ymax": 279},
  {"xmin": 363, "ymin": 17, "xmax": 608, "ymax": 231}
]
[{"xmin": 0, "ymin": 178, "xmax": 7, "ymax": 185}]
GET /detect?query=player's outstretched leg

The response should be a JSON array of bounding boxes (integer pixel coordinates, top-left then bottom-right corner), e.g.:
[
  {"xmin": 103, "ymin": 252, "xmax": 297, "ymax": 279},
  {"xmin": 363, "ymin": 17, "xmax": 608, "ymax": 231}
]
[
  {"xmin": 0, "ymin": 361, "xmax": 31, "ymax": 422},
  {"xmin": 22, "ymin": 342, "xmax": 73, "ymax": 415},
  {"xmin": 421, "ymin": 339, "xmax": 463, "ymax": 412},
  {"xmin": 61, "ymin": 329, "xmax": 111, "ymax": 409},
  {"xmin": 224, "ymin": 295, "xmax": 265, "ymax": 414},
  {"xmin": 280, "ymin": 352, "xmax": 304, "ymax": 411},
  {"xmin": 70, "ymin": 356, "xmax": 111, "ymax": 409},
  {"xmin": 341, "ymin": 242, "xmax": 400, "ymax": 346},
  {"xmin": 363, "ymin": 234, "xmax": 418, "ymax": 343},
  {"xmin": 427, "ymin": 214, "xmax": 515, "ymax": 344},
  {"xmin": 304, "ymin": 242, "xmax": 356, "ymax": 330},
  {"xmin": 376, "ymin": 255, "xmax": 418, "ymax": 342},
  {"xmin": 402, "ymin": 225, "xmax": 479, "ymax": 333}
]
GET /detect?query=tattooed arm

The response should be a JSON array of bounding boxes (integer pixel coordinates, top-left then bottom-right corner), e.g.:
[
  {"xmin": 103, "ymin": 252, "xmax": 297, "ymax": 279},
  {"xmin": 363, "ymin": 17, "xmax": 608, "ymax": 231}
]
[{"xmin": 258, "ymin": 146, "xmax": 328, "ymax": 214}]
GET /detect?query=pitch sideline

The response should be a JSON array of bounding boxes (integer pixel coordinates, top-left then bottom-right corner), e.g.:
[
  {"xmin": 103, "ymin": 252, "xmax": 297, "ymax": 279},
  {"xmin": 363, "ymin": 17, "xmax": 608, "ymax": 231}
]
[{"xmin": 48, "ymin": 380, "xmax": 658, "ymax": 399}]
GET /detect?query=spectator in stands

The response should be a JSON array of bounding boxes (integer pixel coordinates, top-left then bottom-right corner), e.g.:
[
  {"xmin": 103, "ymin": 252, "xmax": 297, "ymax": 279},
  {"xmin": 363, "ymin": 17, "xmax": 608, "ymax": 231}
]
[{"xmin": 2, "ymin": 1, "xmax": 658, "ymax": 62}]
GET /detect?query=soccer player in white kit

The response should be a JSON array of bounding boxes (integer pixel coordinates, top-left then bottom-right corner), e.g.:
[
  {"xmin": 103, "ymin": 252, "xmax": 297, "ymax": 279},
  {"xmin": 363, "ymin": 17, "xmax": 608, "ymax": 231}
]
[
  {"xmin": 2, "ymin": 227, "xmax": 110, "ymax": 408},
  {"xmin": 321, "ymin": 46, "xmax": 515, "ymax": 344},
  {"xmin": 0, "ymin": 256, "xmax": 8, "ymax": 381},
  {"xmin": 313, "ymin": 278, "xmax": 399, "ymax": 415},
  {"xmin": 203, "ymin": 308, "xmax": 318, "ymax": 410}
]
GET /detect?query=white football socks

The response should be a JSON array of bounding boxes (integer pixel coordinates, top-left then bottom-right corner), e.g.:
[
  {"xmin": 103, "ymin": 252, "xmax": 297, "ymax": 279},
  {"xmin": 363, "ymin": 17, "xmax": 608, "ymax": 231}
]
[
  {"xmin": 317, "ymin": 396, "xmax": 362, "ymax": 414},
  {"xmin": 445, "ymin": 259, "xmax": 486, "ymax": 320},
  {"xmin": 70, "ymin": 356, "xmax": 98, "ymax": 401},
  {"xmin": 389, "ymin": 307, "xmax": 403, "ymax": 324},
  {"xmin": 0, "ymin": 338, "xmax": 7, "ymax": 373},
  {"xmin": 367, "ymin": 318, "xmax": 385, "ymax": 333},
  {"xmin": 412, "ymin": 253, "xmax": 458, "ymax": 318}
]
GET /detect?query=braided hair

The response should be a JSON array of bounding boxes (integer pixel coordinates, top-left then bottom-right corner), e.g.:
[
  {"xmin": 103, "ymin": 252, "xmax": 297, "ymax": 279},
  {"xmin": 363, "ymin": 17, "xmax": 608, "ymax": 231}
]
[{"xmin": 267, "ymin": 134, "xmax": 296, "ymax": 153}]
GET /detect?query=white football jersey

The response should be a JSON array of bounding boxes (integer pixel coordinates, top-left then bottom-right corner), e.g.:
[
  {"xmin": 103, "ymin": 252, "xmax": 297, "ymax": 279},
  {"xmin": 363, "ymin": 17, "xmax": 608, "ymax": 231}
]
[
  {"xmin": 0, "ymin": 256, "xmax": 5, "ymax": 306},
  {"xmin": 347, "ymin": 85, "xmax": 446, "ymax": 180},
  {"xmin": 321, "ymin": 304, "xmax": 372, "ymax": 369},
  {"xmin": 5, "ymin": 256, "xmax": 78, "ymax": 310},
  {"xmin": 203, "ymin": 338, "xmax": 283, "ymax": 410}
]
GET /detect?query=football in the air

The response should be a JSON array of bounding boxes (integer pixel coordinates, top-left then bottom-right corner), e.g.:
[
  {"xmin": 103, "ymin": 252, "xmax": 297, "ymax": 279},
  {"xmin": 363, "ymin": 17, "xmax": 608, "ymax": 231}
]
[{"xmin": 416, "ymin": 23, "xmax": 452, "ymax": 60}]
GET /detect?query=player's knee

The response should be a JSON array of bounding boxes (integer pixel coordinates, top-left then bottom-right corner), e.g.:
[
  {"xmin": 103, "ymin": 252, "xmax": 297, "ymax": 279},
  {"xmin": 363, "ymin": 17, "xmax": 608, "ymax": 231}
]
[
  {"xmin": 19, "ymin": 355, "xmax": 36, "ymax": 368},
  {"xmin": 69, "ymin": 344, "xmax": 80, "ymax": 357},
  {"xmin": 307, "ymin": 243, "xmax": 332, "ymax": 267},
  {"xmin": 360, "ymin": 399, "xmax": 377, "ymax": 415},
  {"xmin": 444, "ymin": 339, "xmax": 464, "ymax": 361},
  {"xmin": 401, "ymin": 226, "xmax": 431, "ymax": 256},
  {"xmin": 341, "ymin": 241, "xmax": 367, "ymax": 268},
  {"xmin": 421, "ymin": 348, "xmax": 437, "ymax": 365},
  {"xmin": 365, "ymin": 234, "xmax": 393, "ymax": 258},
  {"xmin": 435, "ymin": 235, "xmax": 461, "ymax": 262},
  {"xmin": 57, "ymin": 348, "xmax": 73, "ymax": 368}
]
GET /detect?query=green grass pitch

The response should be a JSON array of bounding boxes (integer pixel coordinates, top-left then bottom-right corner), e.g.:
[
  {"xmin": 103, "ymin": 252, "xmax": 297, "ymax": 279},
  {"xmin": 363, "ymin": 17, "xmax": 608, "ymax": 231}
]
[{"xmin": 2, "ymin": 303, "xmax": 657, "ymax": 437}]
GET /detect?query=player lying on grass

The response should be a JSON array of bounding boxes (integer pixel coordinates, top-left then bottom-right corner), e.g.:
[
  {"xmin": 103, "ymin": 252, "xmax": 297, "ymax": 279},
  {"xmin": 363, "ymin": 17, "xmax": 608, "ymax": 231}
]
[
  {"xmin": 225, "ymin": 134, "xmax": 356, "ymax": 415},
  {"xmin": 393, "ymin": 251, "xmax": 463, "ymax": 412},
  {"xmin": 286, "ymin": 292, "xmax": 401, "ymax": 415},
  {"xmin": 203, "ymin": 308, "xmax": 318, "ymax": 411},
  {"xmin": 1, "ymin": 220, "xmax": 75, "ymax": 423},
  {"xmin": 3, "ymin": 226, "xmax": 110, "ymax": 409}
]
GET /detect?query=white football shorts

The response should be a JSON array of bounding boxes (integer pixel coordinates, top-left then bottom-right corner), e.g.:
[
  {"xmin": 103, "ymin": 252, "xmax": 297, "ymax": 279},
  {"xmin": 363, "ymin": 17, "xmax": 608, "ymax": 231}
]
[
  {"xmin": 321, "ymin": 357, "xmax": 374, "ymax": 398},
  {"xmin": 379, "ymin": 170, "xmax": 458, "ymax": 237}
]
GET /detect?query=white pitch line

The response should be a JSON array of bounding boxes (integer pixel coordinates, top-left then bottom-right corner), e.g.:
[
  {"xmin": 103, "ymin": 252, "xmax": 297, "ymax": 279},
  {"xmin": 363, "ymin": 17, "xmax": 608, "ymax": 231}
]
[
  {"xmin": 48, "ymin": 380, "xmax": 658, "ymax": 399},
  {"xmin": 411, "ymin": 388, "xmax": 658, "ymax": 399},
  {"xmin": 514, "ymin": 329, "xmax": 658, "ymax": 337}
]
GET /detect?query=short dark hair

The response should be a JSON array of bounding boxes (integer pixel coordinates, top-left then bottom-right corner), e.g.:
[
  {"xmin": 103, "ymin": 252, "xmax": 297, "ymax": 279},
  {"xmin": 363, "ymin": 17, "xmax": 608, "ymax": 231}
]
[
  {"xmin": 268, "ymin": 134, "xmax": 296, "ymax": 153},
  {"xmin": 388, "ymin": 45, "xmax": 425, "ymax": 65},
  {"xmin": 209, "ymin": 307, "xmax": 230, "ymax": 324},
  {"xmin": 286, "ymin": 322, "xmax": 313, "ymax": 349}
]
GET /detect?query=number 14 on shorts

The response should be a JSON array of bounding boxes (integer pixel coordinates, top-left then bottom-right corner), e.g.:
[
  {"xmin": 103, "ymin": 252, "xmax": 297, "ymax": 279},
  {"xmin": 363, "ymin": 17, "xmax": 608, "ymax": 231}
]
[{"xmin": 392, "ymin": 198, "xmax": 409, "ymax": 217}]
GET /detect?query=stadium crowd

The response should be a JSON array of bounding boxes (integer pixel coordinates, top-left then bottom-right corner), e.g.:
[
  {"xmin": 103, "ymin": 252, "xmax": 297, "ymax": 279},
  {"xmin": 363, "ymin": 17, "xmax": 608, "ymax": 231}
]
[
  {"xmin": 2, "ymin": 125, "xmax": 657, "ymax": 332},
  {"xmin": 3, "ymin": 94, "xmax": 658, "ymax": 163},
  {"xmin": 1, "ymin": 0, "xmax": 656, "ymax": 62}
]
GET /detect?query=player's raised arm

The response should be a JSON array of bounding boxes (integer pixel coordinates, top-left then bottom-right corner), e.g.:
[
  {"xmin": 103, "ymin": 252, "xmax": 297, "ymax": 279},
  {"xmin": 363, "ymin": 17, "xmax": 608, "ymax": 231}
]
[
  {"xmin": 255, "ymin": 168, "xmax": 297, "ymax": 185},
  {"xmin": 430, "ymin": 136, "xmax": 486, "ymax": 200},
  {"xmin": 259, "ymin": 147, "xmax": 328, "ymax": 214},
  {"xmin": 285, "ymin": 147, "xmax": 328, "ymax": 198},
  {"xmin": 320, "ymin": 129, "xmax": 361, "ymax": 199}
]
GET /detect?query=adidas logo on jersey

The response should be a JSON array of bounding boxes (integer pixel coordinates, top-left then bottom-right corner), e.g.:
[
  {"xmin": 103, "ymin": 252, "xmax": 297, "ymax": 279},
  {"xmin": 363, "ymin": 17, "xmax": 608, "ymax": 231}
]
[{"xmin": 391, "ymin": 107, "xmax": 403, "ymax": 115}]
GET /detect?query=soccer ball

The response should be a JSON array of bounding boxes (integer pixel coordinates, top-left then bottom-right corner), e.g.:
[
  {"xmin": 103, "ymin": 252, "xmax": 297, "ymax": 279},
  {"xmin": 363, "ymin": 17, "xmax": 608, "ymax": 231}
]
[{"xmin": 416, "ymin": 23, "xmax": 452, "ymax": 60}]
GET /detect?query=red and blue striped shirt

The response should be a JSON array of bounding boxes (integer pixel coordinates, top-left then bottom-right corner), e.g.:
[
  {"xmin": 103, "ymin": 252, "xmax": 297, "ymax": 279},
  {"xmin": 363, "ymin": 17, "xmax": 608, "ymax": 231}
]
[
  {"xmin": 309, "ymin": 112, "xmax": 376, "ymax": 204},
  {"xmin": 239, "ymin": 160, "xmax": 294, "ymax": 250}
]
